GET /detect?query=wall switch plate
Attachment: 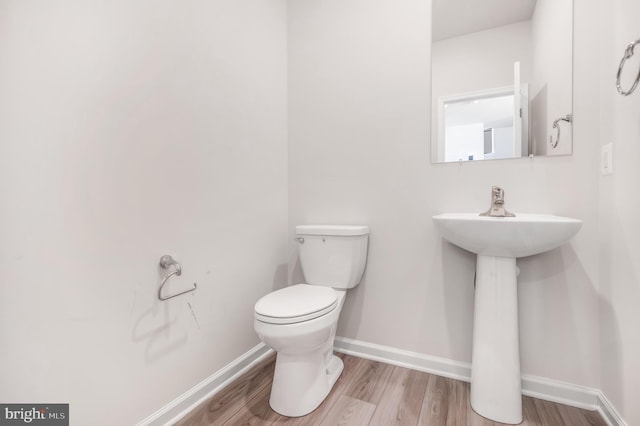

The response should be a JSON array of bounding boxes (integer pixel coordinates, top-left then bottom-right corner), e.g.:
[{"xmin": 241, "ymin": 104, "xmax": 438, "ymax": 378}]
[{"xmin": 601, "ymin": 143, "xmax": 613, "ymax": 176}]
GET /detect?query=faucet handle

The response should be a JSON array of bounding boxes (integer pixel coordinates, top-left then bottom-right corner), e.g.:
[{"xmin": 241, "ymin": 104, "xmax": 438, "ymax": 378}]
[
  {"xmin": 491, "ymin": 186, "xmax": 504, "ymax": 203},
  {"xmin": 480, "ymin": 186, "xmax": 515, "ymax": 217}
]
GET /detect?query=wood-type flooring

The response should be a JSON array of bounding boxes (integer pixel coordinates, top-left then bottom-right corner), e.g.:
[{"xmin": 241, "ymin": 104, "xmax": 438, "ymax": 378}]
[{"xmin": 176, "ymin": 352, "xmax": 606, "ymax": 426}]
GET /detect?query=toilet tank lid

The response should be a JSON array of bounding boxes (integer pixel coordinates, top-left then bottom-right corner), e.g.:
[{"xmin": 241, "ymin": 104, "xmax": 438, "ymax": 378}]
[{"xmin": 296, "ymin": 225, "xmax": 369, "ymax": 236}]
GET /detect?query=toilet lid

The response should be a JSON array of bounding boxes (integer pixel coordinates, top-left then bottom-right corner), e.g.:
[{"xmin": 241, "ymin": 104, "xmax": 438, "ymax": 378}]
[{"xmin": 254, "ymin": 284, "xmax": 338, "ymax": 325}]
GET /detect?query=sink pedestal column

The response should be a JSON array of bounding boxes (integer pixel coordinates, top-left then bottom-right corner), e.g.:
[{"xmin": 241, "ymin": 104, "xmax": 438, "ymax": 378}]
[{"xmin": 470, "ymin": 255, "xmax": 522, "ymax": 424}]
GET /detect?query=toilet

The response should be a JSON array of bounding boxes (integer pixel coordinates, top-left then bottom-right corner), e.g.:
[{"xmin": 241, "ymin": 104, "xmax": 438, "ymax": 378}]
[{"xmin": 254, "ymin": 224, "xmax": 369, "ymax": 417}]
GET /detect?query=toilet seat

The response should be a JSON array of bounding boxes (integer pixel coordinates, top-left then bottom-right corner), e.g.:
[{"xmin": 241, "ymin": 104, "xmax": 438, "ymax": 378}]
[{"xmin": 255, "ymin": 284, "xmax": 338, "ymax": 325}]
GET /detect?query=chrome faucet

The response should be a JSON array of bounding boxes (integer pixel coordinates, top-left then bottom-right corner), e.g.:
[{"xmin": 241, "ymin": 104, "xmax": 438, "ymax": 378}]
[{"xmin": 480, "ymin": 186, "xmax": 516, "ymax": 217}]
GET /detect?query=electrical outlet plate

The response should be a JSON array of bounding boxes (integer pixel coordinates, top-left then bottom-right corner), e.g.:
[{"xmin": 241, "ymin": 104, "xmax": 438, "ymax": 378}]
[{"xmin": 601, "ymin": 143, "xmax": 613, "ymax": 176}]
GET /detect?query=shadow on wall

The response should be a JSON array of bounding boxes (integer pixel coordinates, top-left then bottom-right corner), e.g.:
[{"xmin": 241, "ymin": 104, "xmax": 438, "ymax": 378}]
[
  {"xmin": 130, "ymin": 271, "xmax": 192, "ymax": 364},
  {"xmin": 336, "ymin": 259, "xmax": 368, "ymax": 338},
  {"xmin": 272, "ymin": 263, "xmax": 288, "ymax": 292},
  {"xmin": 598, "ymin": 297, "xmax": 623, "ymax": 416},
  {"xmin": 517, "ymin": 245, "xmax": 598, "ymax": 382},
  {"xmin": 530, "ymin": 84, "xmax": 548, "ymax": 156},
  {"xmin": 288, "ymin": 245, "xmax": 304, "ymax": 286},
  {"xmin": 438, "ymin": 238, "xmax": 603, "ymax": 384},
  {"xmin": 440, "ymin": 240, "xmax": 476, "ymax": 361}
]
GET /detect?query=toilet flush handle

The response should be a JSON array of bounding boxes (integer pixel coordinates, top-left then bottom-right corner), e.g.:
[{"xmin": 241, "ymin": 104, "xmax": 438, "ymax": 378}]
[{"xmin": 294, "ymin": 237, "xmax": 305, "ymax": 244}]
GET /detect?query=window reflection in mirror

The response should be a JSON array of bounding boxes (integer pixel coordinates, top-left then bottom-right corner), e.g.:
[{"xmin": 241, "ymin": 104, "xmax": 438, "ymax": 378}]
[
  {"xmin": 430, "ymin": 0, "xmax": 573, "ymax": 163},
  {"xmin": 440, "ymin": 91, "xmax": 523, "ymax": 162}
]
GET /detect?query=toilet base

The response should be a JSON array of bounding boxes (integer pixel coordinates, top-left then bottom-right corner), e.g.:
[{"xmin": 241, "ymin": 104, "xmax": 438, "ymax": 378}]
[{"xmin": 269, "ymin": 351, "xmax": 344, "ymax": 417}]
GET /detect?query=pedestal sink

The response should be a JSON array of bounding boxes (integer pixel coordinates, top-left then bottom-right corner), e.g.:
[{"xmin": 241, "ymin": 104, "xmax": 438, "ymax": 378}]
[{"xmin": 432, "ymin": 213, "xmax": 582, "ymax": 424}]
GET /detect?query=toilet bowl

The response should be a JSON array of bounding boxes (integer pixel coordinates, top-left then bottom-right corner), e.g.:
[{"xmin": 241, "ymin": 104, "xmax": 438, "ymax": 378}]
[
  {"xmin": 254, "ymin": 225, "xmax": 369, "ymax": 417},
  {"xmin": 255, "ymin": 285, "xmax": 346, "ymax": 417}
]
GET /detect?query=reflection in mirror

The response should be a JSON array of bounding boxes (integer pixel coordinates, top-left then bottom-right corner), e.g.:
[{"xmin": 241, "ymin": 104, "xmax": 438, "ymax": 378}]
[{"xmin": 431, "ymin": 0, "xmax": 573, "ymax": 163}]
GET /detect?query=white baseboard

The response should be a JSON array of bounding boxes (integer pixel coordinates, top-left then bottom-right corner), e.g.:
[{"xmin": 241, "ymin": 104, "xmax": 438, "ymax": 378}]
[
  {"xmin": 597, "ymin": 392, "xmax": 627, "ymax": 426},
  {"xmin": 136, "ymin": 337, "xmax": 626, "ymax": 426},
  {"xmin": 334, "ymin": 336, "xmax": 472, "ymax": 382},
  {"xmin": 520, "ymin": 373, "xmax": 600, "ymax": 410},
  {"xmin": 334, "ymin": 336, "xmax": 625, "ymax": 426},
  {"xmin": 135, "ymin": 343, "xmax": 273, "ymax": 426}
]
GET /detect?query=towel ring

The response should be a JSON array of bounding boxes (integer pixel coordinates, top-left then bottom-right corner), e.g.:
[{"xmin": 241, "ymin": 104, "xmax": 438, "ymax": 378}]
[
  {"xmin": 158, "ymin": 255, "xmax": 197, "ymax": 301},
  {"xmin": 550, "ymin": 114, "xmax": 572, "ymax": 149},
  {"xmin": 616, "ymin": 39, "xmax": 640, "ymax": 96}
]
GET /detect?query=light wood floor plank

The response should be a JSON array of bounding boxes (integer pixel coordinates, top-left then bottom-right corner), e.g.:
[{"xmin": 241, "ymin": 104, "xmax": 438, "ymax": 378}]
[
  {"xmin": 417, "ymin": 375, "xmax": 449, "ymax": 426},
  {"xmin": 532, "ymin": 398, "xmax": 565, "ymax": 426},
  {"xmin": 293, "ymin": 354, "xmax": 365, "ymax": 426},
  {"xmin": 465, "ymin": 388, "xmax": 497, "ymax": 426},
  {"xmin": 444, "ymin": 379, "xmax": 467, "ymax": 426},
  {"xmin": 368, "ymin": 365, "xmax": 429, "ymax": 425},
  {"xmin": 583, "ymin": 409, "xmax": 609, "ymax": 426},
  {"xmin": 176, "ymin": 353, "xmax": 276, "ymax": 426},
  {"xmin": 343, "ymin": 358, "xmax": 395, "ymax": 405},
  {"xmin": 521, "ymin": 396, "xmax": 543, "ymax": 426},
  {"xmin": 221, "ymin": 381, "xmax": 288, "ymax": 425},
  {"xmin": 556, "ymin": 403, "xmax": 608, "ymax": 426},
  {"xmin": 318, "ymin": 395, "xmax": 375, "ymax": 426},
  {"xmin": 176, "ymin": 353, "xmax": 608, "ymax": 426}
]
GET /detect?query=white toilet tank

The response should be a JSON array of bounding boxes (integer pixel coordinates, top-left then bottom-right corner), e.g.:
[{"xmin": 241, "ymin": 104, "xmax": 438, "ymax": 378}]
[{"xmin": 295, "ymin": 225, "xmax": 369, "ymax": 289}]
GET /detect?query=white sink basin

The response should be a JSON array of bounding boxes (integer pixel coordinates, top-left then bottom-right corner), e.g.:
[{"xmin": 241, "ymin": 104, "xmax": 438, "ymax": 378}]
[
  {"xmin": 432, "ymin": 213, "xmax": 582, "ymax": 258},
  {"xmin": 432, "ymin": 212, "xmax": 582, "ymax": 424}
]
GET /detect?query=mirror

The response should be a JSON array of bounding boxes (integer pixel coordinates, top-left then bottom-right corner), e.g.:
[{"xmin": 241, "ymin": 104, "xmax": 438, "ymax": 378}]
[{"xmin": 431, "ymin": 0, "xmax": 573, "ymax": 163}]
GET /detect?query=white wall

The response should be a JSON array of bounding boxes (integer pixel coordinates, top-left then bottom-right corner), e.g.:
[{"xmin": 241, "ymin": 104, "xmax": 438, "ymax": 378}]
[
  {"xmin": 0, "ymin": 1, "xmax": 288, "ymax": 424},
  {"xmin": 597, "ymin": 0, "xmax": 640, "ymax": 424},
  {"xmin": 431, "ymin": 21, "xmax": 532, "ymax": 158},
  {"xmin": 289, "ymin": 0, "xmax": 601, "ymax": 390}
]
